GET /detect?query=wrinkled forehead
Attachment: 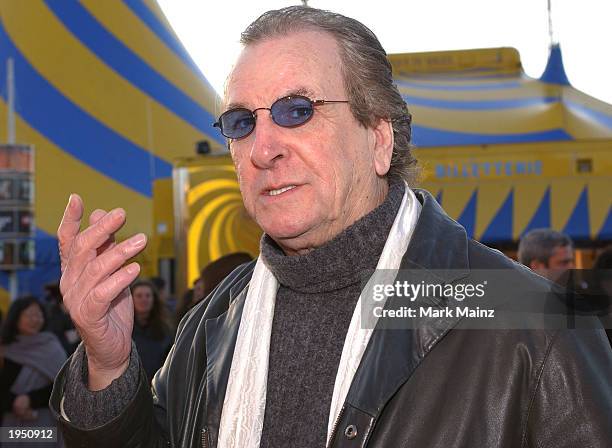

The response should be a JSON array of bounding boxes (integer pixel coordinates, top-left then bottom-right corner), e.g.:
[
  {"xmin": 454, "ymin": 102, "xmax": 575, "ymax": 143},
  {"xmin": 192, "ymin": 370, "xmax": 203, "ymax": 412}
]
[{"xmin": 223, "ymin": 30, "xmax": 345, "ymax": 109}]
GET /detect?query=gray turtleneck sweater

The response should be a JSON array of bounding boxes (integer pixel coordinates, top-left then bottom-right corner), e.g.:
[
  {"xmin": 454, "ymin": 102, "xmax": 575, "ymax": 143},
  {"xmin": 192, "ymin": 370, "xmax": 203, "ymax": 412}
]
[
  {"xmin": 258, "ymin": 181, "xmax": 404, "ymax": 447},
  {"xmin": 62, "ymin": 182, "xmax": 405, "ymax": 447}
]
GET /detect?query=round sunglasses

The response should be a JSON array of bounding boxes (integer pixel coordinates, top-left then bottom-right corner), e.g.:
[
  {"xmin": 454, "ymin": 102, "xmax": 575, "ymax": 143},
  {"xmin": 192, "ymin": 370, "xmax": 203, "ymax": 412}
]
[{"xmin": 213, "ymin": 95, "xmax": 349, "ymax": 140}]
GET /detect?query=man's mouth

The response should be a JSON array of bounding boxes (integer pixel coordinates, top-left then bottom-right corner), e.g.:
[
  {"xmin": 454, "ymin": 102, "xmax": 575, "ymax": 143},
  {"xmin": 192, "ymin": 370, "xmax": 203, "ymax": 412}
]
[{"xmin": 267, "ymin": 185, "xmax": 297, "ymax": 196}]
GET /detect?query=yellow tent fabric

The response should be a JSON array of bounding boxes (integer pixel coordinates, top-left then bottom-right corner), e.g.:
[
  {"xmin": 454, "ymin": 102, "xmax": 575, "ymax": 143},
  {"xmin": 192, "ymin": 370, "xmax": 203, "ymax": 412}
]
[
  {"xmin": 0, "ymin": 0, "xmax": 222, "ymax": 300},
  {"xmin": 391, "ymin": 46, "xmax": 612, "ymax": 244}
]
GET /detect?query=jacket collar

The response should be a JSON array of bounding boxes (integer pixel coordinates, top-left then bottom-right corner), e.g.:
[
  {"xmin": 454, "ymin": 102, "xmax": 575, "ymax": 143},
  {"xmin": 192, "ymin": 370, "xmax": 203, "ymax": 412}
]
[
  {"xmin": 345, "ymin": 188, "xmax": 470, "ymax": 418},
  {"xmin": 401, "ymin": 188, "xmax": 469, "ymax": 278}
]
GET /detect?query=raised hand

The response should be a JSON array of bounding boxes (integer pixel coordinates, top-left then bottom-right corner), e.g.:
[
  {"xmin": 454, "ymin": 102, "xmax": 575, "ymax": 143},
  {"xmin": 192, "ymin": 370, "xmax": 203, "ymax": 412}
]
[{"xmin": 57, "ymin": 194, "xmax": 147, "ymax": 390}]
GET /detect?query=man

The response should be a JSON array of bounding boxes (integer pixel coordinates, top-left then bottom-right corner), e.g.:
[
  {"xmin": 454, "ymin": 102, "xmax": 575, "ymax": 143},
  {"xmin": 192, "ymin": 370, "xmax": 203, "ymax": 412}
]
[
  {"xmin": 50, "ymin": 6, "xmax": 611, "ymax": 448},
  {"xmin": 518, "ymin": 228, "xmax": 575, "ymax": 282}
]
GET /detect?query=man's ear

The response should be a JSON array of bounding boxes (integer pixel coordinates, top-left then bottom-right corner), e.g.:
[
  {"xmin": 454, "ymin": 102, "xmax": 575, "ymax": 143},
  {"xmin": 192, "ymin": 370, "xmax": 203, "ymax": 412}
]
[{"xmin": 370, "ymin": 118, "xmax": 394, "ymax": 176}]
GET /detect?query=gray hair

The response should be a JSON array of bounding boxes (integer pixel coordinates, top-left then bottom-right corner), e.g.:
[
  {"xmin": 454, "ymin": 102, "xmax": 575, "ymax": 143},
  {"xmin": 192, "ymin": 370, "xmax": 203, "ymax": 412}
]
[
  {"xmin": 518, "ymin": 229, "xmax": 573, "ymax": 267},
  {"xmin": 239, "ymin": 5, "xmax": 419, "ymax": 184}
]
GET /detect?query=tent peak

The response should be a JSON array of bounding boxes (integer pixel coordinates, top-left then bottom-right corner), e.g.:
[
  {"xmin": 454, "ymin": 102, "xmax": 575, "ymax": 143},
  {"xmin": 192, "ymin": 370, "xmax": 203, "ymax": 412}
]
[{"xmin": 540, "ymin": 43, "xmax": 570, "ymax": 86}]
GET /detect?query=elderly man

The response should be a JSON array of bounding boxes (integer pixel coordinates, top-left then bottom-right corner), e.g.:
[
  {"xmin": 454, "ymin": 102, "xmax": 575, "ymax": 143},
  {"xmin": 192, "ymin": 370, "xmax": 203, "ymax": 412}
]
[{"xmin": 51, "ymin": 6, "xmax": 611, "ymax": 448}]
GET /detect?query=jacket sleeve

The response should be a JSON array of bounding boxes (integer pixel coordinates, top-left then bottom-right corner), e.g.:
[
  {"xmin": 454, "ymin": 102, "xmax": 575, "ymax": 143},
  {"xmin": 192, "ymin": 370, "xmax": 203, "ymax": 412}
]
[
  {"xmin": 49, "ymin": 342, "xmax": 169, "ymax": 448},
  {"xmin": 525, "ymin": 328, "xmax": 612, "ymax": 448}
]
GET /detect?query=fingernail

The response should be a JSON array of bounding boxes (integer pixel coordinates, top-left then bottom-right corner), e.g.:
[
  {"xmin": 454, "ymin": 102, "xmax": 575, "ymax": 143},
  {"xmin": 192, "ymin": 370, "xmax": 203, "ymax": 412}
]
[
  {"xmin": 126, "ymin": 262, "xmax": 140, "ymax": 275},
  {"xmin": 110, "ymin": 208, "xmax": 125, "ymax": 219},
  {"xmin": 129, "ymin": 233, "xmax": 146, "ymax": 247},
  {"xmin": 66, "ymin": 194, "xmax": 74, "ymax": 209}
]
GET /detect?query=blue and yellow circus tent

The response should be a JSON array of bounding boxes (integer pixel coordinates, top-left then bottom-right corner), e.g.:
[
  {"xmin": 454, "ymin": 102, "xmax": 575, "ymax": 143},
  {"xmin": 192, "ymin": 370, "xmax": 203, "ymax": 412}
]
[
  {"xmin": 390, "ymin": 46, "xmax": 612, "ymax": 245},
  {"xmin": 0, "ymin": 0, "xmax": 223, "ymax": 302}
]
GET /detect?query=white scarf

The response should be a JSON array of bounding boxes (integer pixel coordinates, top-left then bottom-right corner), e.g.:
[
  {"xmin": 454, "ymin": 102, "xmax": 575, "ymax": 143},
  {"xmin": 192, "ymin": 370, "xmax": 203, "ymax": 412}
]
[{"xmin": 218, "ymin": 186, "xmax": 422, "ymax": 448}]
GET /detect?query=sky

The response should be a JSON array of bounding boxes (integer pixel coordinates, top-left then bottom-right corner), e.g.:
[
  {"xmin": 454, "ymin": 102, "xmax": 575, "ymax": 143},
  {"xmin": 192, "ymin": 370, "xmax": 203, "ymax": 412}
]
[{"xmin": 157, "ymin": 0, "xmax": 612, "ymax": 105}]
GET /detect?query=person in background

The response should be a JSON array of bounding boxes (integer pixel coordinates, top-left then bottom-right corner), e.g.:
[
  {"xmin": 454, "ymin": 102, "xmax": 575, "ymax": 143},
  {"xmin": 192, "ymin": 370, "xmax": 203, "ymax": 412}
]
[
  {"xmin": 150, "ymin": 276, "xmax": 177, "ymax": 314},
  {"xmin": 518, "ymin": 228, "xmax": 575, "ymax": 283},
  {"xmin": 199, "ymin": 252, "xmax": 253, "ymax": 299},
  {"xmin": 176, "ymin": 253, "xmax": 253, "ymax": 323},
  {"xmin": 174, "ymin": 287, "xmax": 194, "ymax": 329},
  {"xmin": 0, "ymin": 296, "xmax": 66, "ymax": 445},
  {"xmin": 593, "ymin": 246, "xmax": 612, "ymax": 297},
  {"xmin": 592, "ymin": 246, "xmax": 612, "ymax": 346},
  {"xmin": 192, "ymin": 276, "xmax": 205, "ymax": 304},
  {"xmin": 43, "ymin": 282, "xmax": 80, "ymax": 356},
  {"xmin": 130, "ymin": 279, "xmax": 172, "ymax": 381}
]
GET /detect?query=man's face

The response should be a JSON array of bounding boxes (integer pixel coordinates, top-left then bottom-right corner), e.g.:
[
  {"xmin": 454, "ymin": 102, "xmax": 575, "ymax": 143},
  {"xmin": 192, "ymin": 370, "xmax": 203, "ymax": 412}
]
[
  {"xmin": 547, "ymin": 245, "xmax": 575, "ymax": 271},
  {"xmin": 225, "ymin": 31, "xmax": 392, "ymax": 255},
  {"xmin": 531, "ymin": 245, "xmax": 575, "ymax": 282}
]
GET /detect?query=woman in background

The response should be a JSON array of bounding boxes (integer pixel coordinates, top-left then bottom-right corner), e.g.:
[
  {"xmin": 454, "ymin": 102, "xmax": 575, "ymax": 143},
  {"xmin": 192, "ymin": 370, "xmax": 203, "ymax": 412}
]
[
  {"xmin": 0, "ymin": 296, "xmax": 66, "ymax": 446},
  {"xmin": 131, "ymin": 279, "xmax": 172, "ymax": 381}
]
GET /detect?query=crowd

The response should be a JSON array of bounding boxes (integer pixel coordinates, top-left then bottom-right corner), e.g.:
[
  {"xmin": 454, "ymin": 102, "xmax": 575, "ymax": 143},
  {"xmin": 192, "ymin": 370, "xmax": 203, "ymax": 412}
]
[
  {"xmin": 0, "ymin": 231, "xmax": 610, "ymax": 445},
  {"xmin": 0, "ymin": 251, "xmax": 252, "ymax": 446}
]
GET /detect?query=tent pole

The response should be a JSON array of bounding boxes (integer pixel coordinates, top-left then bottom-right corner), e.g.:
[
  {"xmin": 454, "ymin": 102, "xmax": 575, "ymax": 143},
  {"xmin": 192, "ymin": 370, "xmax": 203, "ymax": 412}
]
[{"xmin": 6, "ymin": 58, "xmax": 19, "ymax": 301}]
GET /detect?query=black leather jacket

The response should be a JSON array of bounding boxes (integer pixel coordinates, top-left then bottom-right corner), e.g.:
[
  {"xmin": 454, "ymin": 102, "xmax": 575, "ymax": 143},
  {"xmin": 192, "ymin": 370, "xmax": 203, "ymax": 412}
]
[{"xmin": 50, "ymin": 190, "xmax": 612, "ymax": 447}]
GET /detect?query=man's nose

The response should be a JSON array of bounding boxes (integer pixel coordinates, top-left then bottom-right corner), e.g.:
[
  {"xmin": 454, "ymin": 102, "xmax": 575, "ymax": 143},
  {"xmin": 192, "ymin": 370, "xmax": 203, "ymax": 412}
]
[{"xmin": 249, "ymin": 111, "xmax": 286, "ymax": 169}]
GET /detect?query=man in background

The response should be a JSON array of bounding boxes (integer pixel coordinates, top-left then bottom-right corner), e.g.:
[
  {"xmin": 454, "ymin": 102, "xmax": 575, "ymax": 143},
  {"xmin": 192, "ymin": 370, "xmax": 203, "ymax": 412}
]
[{"xmin": 518, "ymin": 228, "xmax": 575, "ymax": 282}]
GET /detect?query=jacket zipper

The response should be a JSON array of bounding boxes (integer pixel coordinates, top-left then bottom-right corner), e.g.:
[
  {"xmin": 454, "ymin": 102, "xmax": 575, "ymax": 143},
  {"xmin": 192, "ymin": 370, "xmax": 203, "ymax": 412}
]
[
  {"xmin": 326, "ymin": 406, "xmax": 346, "ymax": 448},
  {"xmin": 201, "ymin": 427, "xmax": 210, "ymax": 448}
]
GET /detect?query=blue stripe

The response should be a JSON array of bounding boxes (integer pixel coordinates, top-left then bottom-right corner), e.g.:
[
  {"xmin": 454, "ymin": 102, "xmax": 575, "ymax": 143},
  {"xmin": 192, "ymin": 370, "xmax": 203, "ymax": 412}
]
[
  {"xmin": 412, "ymin": 125, "xmax": 573, "ymax": 147},
  {"xmin": 598, "ymin": 207, "xmax": 612, "ymax": 240},
  {"xmin": 0, "ymin": 229, "xmax": 60, "ymax": 298},
  {"xmin": 403, "ymin": 94, "xmax": 559, "ymax": 110},
  {"xmin": 395, "ymin": 79, "xmax": 522, "ymax": 91},
  {"xmin": 563, "ymin": 187, "xmax": 590, "ymax": 240},
  {"xmin": 0, "ymin": 21, "xmax": 170, "ymax": 196},
  {"xmin": 457, "ymin": 190, "xmax": 477, "ymax": 239},
  {"xmin": 481, "ymin": 189, "xmax": 513, "ymax": 242},
  {"xmin": 45, "ymin": 0, "xmax": 224, "ymax": 145},
  {"xmin": 121, "ymin": 0, "xmax": 217, "ymax": 93},
  {"xmin": 521, "ymin": 187, "xmax": 551, "ymax": 237},
  {"xmin": 566, "ymin": 100, "xmax": 612, "ymax": 130}
]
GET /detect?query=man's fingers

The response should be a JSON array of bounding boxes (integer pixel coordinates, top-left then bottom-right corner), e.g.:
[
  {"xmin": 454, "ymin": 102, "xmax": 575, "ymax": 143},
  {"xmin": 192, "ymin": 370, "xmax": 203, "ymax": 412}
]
[
  {"xmin": 64, "ymin": 232, "xmax": 146, "ymax": 311},
  {"xmin": 60, "ymin": 208, "xmax": 127, "ymax": 296},
  {"xmin": 57, "ymin": 194, "xmax": 84, "ymax": 273},
  {"xmin": 79, "ymin": 233, "xmax": 146, "ymax": 289},
  {"xmin": 71, "ymin": 208, "xmax": 126, "ymax": 258},
  {"xmin": 90, "ymin": 209, "xmax": 116, "ymax": 255},
  {"xmin": 82, "ymin": 262, "xmax": 141, "ymax": 322},
  {"xmin": 89, "ymin": 209, "xmax": 106, "ymax": 226}
]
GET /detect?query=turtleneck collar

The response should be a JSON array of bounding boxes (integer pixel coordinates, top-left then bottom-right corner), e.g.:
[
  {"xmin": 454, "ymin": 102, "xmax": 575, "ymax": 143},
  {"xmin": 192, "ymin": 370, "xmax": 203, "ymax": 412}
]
[{"xmin": 260, "ymin": 181, "xmax": 405, "ymax": 294}]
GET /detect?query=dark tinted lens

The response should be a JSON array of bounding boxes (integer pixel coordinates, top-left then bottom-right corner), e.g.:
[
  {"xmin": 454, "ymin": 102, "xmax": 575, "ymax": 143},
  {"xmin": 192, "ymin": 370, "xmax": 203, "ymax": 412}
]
[
  {"xmin": 271, "ymin": 96, "xmax": 313, "ymax": 127},
  {"xmin": 220, "ymin": 108, "xmax": 255, "ymax": 139}
]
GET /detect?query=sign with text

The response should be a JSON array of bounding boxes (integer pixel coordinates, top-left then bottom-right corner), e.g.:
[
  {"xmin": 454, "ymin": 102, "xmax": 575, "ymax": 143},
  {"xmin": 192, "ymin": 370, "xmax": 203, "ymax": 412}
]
[{"xmin": 0, "ymin": 144, "xmax": 35, "ymax": 270}]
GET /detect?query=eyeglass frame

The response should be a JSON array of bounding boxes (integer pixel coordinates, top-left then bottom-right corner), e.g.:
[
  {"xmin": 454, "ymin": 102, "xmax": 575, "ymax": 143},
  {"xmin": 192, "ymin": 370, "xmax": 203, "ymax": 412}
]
[{"xmin": 212, "ymin": 95, "xmax": 349, "ymax": 140}]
